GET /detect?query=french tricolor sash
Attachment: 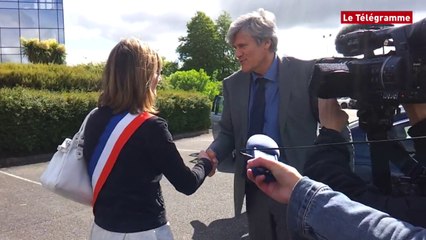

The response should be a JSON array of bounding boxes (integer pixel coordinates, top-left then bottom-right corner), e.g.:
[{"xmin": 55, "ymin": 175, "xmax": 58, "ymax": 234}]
[{"xmin": 88, "ymin": 111, "xmax": 153, "ymax": 206}]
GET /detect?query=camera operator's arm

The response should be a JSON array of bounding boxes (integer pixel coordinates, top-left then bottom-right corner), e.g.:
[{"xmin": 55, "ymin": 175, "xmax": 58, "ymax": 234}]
[
  {"xmin": 318, "ymin": 98, "xmax": 349, "ymax": 131},
  {"xmin": 305, "ymin": 101, "xmax": 426, "ymax": 227},
  {"xmin": 403, "ymin": 103, "xmax": 426, "ymax": 125},
  {"xmin": 303, "ymin": 99, "xmax": 368, "ymax": 197},
  {"xmin": 404, "ymin": 103, "xmax": 426, "ymax": 161},
  {"xmin": 247, "ymin": 157, "xmax": 426, "ymax": 240}
]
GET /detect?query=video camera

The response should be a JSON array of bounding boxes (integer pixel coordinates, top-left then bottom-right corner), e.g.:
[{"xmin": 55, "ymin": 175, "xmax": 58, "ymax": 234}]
[
  {"xmin": 312, "ymin": 18, "xmax": 426, "ymax": 195},
  {"xmin": 313, "ymin": 18, "xmax": 426, "ymax": 107}
]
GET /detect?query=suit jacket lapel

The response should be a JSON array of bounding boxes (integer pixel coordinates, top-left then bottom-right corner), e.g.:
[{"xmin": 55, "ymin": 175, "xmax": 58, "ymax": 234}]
[
  {"xmin": 239, "ymin": 72, "xmax": 251, "ymax": 142},
  {"xmin": 278, "ymin": 57, "xmax": 294, "ymax": 142}
]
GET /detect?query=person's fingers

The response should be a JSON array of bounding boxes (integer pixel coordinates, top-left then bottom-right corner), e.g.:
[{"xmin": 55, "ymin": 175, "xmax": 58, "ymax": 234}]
[
  {"xmin": 208, "ymin": 159, "xmax": 218, "ymax": 177},
  {"xmin": 198, "ymin": 150, "xmax": 209, "ymax": 159},
  {"xmin": 247, "ymin": 157, "xmax": 301, "ymax": 204},
  {"xmin": 247, "ymin": 168, "xmax": 259, "ymax": 182},
  {"xmin": 335, "ymin": 108, "xmax": 349, "ymax": 123},
  {"xmin": 318, "ymin": 98, "xmax": 342, "ymax": 117},
  {"xmin": 318, "ymin": 98, "xmax": 349, "ymax": 131},
  {"xmin": 199, "ymin": 150, "xmax": 218, "ymax": 177},
  {"xmin": 247, "ymin": 168, "xmax": 267, "ymax": 186},
  {"xmin": 247, "ymin": 157, "xmax": 280, "ymax": 171},
  {"xmin": 206, "ymin": 149, "xmax": 217, "ymax": 160}
]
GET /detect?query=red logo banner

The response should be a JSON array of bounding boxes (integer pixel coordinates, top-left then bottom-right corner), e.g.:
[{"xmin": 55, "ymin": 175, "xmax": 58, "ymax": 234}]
[{"xmin": 341, "ymin": 11, "xmax": 413, "ymax": 24}]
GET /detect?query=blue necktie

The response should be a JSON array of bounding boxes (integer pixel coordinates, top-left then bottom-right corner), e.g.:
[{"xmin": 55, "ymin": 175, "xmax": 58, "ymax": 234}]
[{"xmin": 248, "ymin": 78, "xmax": 266, "ymax": 137}]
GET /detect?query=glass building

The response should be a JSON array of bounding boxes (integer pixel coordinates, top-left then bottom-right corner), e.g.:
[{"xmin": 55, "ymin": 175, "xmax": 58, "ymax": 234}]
[{"xmin": 0, "ymin": 0, "xmax": 64, "ymax": 63}]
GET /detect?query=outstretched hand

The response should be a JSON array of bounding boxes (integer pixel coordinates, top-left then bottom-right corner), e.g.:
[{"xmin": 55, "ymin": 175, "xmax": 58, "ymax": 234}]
[
  {"xmin": 247, "ymin": 157, "xmax": 302, "ymax": 204},
  {"xmin": 198, "ymin": 150, "xmax": 218, "ymax": 177}
]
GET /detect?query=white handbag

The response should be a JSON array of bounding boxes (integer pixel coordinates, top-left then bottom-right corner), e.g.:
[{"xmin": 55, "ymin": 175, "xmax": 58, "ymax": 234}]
[{"xmin": 40, "ymin": 108, "xmax": 97, "ymax": 205}]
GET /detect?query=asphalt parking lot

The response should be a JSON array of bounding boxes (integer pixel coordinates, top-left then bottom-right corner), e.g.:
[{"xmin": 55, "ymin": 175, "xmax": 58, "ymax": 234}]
[
  {"xmin": 0, "ymin": 109, "xmax": 358, "ymax": 240},
  {"xmin": 0, "ymin": 130, "xmax": 248, "ymax": 240}
]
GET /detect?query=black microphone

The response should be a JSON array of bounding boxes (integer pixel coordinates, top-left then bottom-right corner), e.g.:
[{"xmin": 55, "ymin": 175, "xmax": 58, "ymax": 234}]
[{"xmin": 335, "ymin": 24, "xmax": 393, "ymax": 57}]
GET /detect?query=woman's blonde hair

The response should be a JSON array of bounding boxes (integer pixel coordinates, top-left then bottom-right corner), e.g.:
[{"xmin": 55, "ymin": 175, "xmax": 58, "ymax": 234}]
[{"xmin": 99, "ymin": 38, "xmax": 162, "ymax": 114}]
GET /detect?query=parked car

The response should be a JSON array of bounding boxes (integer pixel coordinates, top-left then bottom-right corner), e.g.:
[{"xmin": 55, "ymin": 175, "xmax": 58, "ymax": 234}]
[
  {"xmin": 350, "ymin": 108, "xmax": 412, "ymax": 183},
  {"xmin": 338, "ymin": 97, "xmax": 352, "ymax": 109},
  {"xmin": 210, "ymin": 95, "xmax": 235, "ymax": 172},
  {"xmin": 348, "ymin": 98, "xmax": 358, "ymax": 109},
  {"xmin": 210, "ymin": 95, "xmax": 224, "ymax": 139}
]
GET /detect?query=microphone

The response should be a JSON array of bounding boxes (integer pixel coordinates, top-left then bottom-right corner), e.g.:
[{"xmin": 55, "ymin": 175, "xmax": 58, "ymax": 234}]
[{"xmin": 246, "ymin": 134, "xmax": 280, "ymax": 183}]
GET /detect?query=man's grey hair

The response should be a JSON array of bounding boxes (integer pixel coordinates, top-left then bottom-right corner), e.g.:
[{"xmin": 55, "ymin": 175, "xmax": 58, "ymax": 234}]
[{"xmin": 226, "ymin": 8, "xmax": 278, "ymax": 52}]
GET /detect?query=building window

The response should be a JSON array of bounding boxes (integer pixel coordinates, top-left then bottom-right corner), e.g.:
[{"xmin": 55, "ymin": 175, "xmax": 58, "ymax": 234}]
[
  {"xmin": 0, "ymin": 2, "xmax": 19, "ymax": 8},
  {"xmin": 40, "ymin": 28, "xmax": 58, "ymax": 40},
  {"xmin": 1, "ymin": 47, "xmax": 20, "ymax": 54},
  {"xmin": 39, "ymin": 9, "xmax": 58, "ymax": 28},
  {"xmin": 2, "ymin": 54, "xmax": 21, "ymax": 63},
  {"xmin": 39, "ymin": 0, "xmax": 59, "ymax": 10},
  {"xmin": 1, "ymin": 28, "xmax": 20, "ymax": 47},
  {"xmin": 21, "ymin": 28, "xmax": 39, "ymax": 39},
  {"xmin": 0, "ymin": 9, "xmax": 19, "ymax": 28},
  {"xmin": 19, "ymin": 2, "xmax": 38, "ymax": 10},
  {"xmin": 20, "ymin": 10, "xmax": 39, "ymax": 28},
  {"xmin": 58, "ymin": 28, "xmax": 64, "ymax": 43},
  {"xmin": 0, "ymin": 0, "xmax": 65, "ymax": 63},
  {"xmin": 58, "ymin": 10, "xmax": 63, "ymax": 28}
]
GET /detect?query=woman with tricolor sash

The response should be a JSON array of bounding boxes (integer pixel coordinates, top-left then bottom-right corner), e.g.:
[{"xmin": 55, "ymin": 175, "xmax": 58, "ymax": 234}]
[{"xmin": 83, "ymin": 38, "xmax": 217, "ymax": 240}]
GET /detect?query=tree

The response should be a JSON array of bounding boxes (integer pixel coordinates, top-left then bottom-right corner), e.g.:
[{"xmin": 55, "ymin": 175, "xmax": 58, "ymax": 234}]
[
  {"xmin": 215, "ymin": 11, "xmax": 239, "ymax": 81},
  {"xmin": 161, "ymin": 58, "xmax": 179, "ymax": 77},
  {"xmin": 177, "ymin": 12, "xmax": 219, "ymax": 76},
  {"xmin": 20, "ymin": 38, "xmax": 66, "ymax": 64},
  {"xmin": 177, "ymin": 11, "xmax": 239, "ymax": 81}
]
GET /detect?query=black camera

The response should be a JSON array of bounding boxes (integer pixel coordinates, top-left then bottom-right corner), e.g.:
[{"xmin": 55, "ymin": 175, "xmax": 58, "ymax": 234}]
[
  {"xmin": 313, "ymin": 18, "xmax": 426, "ymax": 106},
  {"xmin": 311, "ymin": 18, "xmax": 426, "ymax": 196}
]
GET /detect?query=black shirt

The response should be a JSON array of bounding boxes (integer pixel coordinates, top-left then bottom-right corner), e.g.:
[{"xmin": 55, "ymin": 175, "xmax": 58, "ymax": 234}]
[{"xmin": 83, "ymin": 107, "xmax": 212, "ymax": 232}]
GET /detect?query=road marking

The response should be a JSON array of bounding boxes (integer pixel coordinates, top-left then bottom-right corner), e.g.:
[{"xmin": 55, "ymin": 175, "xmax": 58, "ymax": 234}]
[
  {"xmin": 178, "ymin": 148, "xmax": 199, "ymax": 152},
  {"xmin": 0, "ymin": 148, "xmax": 202, "ymax": 185},
  {"xmin": 0, "ymin": 170, "xmax": 41, "ymax": 186}
]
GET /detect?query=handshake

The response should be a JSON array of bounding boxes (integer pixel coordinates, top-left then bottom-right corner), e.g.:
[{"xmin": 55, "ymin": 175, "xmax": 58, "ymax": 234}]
[
  {"xmin": 197, "ymin": 134, "xmax": 301, "ymax": 204},
  {"xmin": 198, "ymin": 133, "xmax": 280, "ymax": 180},
  {"xmin": 198, "ymin": 149, "xmax": 218, "ymax": 177},
  {"xmin": 196, "ymin": 98, "xmax": 351, "ymax": 203}
]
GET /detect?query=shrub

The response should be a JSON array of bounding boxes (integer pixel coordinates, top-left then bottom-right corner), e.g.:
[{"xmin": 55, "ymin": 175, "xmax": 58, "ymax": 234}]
[
  {"xmin": 0, "ymin": 87, "xmax": 98, "ymax": 157},
  {"xmin": 157, "ymin": 90, "xmax": 211, "ymax": 134},
  {"xmin": 20, "ymin": 38, "xmax": 66, "ymax": 64},
  {"xmin": 165, "ymin": 69, "xmax": 221, "ymax": 100},
  {"xmin": 0, "ymin": 88, "xmax": 210, "ymax": 158},
  {"xmin": 0, "ymin": 63, "xmax": 102, "ymax": 91}
]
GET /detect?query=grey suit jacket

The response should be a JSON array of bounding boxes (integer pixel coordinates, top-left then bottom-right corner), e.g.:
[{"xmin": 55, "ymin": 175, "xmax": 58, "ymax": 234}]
[{"xmin": 209, "ymin": 56, "xmax": 319, "ymax": 215}]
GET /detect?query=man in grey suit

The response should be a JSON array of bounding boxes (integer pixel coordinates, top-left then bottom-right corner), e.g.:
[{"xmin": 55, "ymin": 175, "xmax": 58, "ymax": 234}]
[{"xmin": 205, "ymin": 9, "xmax": 318, "ymax": 240}]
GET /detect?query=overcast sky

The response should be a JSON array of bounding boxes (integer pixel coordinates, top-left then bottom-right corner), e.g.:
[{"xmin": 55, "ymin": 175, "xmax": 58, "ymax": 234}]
[{"xmin": 63, "ymin": 0, "xmax": 426, "ymax": 65}]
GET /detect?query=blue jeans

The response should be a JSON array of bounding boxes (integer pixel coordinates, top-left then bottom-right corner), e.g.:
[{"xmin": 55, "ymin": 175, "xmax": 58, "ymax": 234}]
[{"xmin": 288, "ymin": 177, "xmax": 426, "ymax": 240}]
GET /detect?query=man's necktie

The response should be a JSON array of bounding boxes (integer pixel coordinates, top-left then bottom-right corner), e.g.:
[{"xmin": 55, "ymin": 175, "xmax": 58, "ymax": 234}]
[{"xmin": 248, "ymin": 78, "xmax": 266, "ymax": 137}]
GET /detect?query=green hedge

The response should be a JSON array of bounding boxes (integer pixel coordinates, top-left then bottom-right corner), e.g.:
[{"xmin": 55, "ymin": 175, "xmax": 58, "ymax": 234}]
[
  {"xmin": 0, "ymin": 63, "xmax": 102, "ymax": 91},
  {"xmin": 0, "ymin": 88, "xmax": 98, "ymax": 157},
  {"xmin": 0, "ymin": 88, "xmax": 210, "ymax": 158},
  {"xmin": 157, "ymin": 90, "xmax": 211, "ymax": 134}
]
